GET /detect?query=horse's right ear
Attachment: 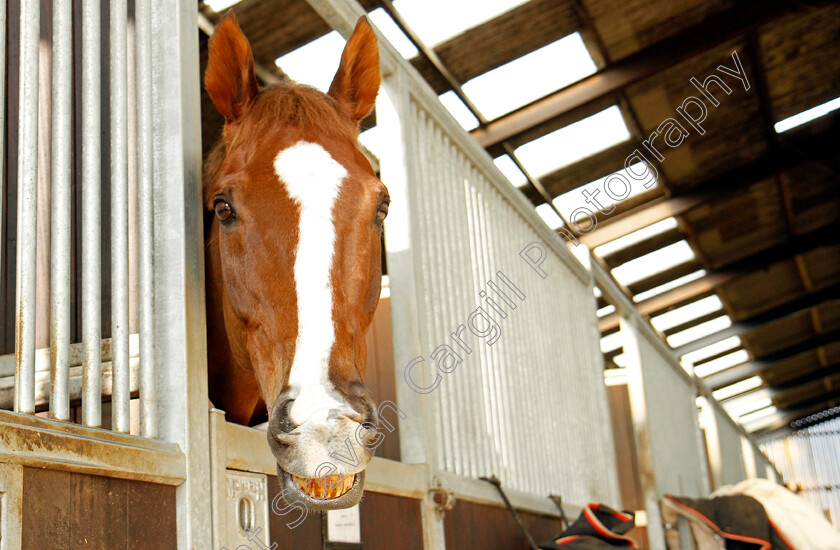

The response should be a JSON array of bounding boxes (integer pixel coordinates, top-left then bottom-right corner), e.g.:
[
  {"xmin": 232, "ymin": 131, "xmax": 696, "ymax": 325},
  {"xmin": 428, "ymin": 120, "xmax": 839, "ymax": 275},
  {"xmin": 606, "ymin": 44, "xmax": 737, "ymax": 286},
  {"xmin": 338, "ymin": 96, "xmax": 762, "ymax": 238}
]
[{"xmin": 205, "ymin": 12, "xmax": 258, "ymax": 122}]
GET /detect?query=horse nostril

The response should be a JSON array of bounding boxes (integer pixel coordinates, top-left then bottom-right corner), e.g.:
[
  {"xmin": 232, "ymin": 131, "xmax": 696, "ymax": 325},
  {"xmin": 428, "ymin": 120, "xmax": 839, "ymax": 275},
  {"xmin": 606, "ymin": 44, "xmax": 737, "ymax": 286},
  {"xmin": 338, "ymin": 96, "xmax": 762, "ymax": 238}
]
[
  {"xmin": 364, "ymin": 405, "xmax": 377, "ymax": 427},
  {"xmin": 269, "ymin": 397, "xmax": 297, "ymax": 434}
]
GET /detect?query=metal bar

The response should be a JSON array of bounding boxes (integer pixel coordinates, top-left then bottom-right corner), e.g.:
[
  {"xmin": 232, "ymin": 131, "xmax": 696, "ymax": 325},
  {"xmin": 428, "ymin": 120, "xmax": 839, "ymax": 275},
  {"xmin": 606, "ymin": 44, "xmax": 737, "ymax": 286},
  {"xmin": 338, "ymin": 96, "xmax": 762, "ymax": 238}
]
[
  {"xmin": 14, "ymin": 0, "xmax": 40, "ymax": 415},
  {"xmin": 82, "ymin": 0, "xmax": 103, "ymax": 428},
  {"xmin": 548, "ymin": 494, "xmax": 571, "ymax": 529},
  {"xmin": 136, "ymin": 0, "xmax": 156, "ymax": 439},
  {"xmin": 378, "ymin": 0, "xmax": 488, "ymax": 125},
  {"xmin": 151, "ymin": 0, "xmax": 213, "ymax": 544},
  {"xmin": 0, "ymin": 0, "xmax": 6, "ymax": 289},
  {"xmin": 49, "ymin": 0, "xmax": 73, "ymax": 421},
  {"xmin": 501, "ymin": 143, "xmax": 571, "ymax": 229},
  {"xmin": 111, "ymin": 0, "xmax": 130, "ymax": 433}
]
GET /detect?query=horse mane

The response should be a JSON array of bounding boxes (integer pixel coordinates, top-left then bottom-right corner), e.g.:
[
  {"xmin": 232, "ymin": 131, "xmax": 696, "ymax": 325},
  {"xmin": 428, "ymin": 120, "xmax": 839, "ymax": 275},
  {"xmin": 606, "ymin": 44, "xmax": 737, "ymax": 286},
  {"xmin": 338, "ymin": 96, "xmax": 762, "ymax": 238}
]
[{"xmin": 202, "ymin": 81, "xmax": 360, "ymax": 201}]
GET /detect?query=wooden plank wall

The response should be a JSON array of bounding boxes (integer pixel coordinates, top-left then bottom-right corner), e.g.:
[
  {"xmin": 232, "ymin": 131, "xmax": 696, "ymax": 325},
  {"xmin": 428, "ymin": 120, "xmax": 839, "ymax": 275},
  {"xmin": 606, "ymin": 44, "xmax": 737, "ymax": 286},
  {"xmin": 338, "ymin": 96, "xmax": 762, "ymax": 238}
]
[
  {"xmin": 363, "ymin": 296, "xmax": 400, "ymax": 462},
  {"xmin": 443, "ymin": 500, "xmax": 564, "ymax": 550},
  {"xmin": 21, "ymin": 467, "xmax": 177, "ymax": 550},
  {"xmin": 268, "ymin": 475, "xmax": 424, "ymax": 549}
]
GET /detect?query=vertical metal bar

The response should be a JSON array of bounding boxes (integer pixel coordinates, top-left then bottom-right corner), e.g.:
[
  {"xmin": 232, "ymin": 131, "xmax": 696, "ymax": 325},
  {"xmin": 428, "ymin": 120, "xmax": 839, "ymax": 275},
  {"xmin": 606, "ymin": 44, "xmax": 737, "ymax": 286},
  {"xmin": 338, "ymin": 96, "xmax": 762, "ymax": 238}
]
[
  {"xmin": 82, "ymin": 0, "xmax": 102, "ymax": 427},
  {"xmin": 135, "ymin": 0, "xmax": 156, "ymax": 438},
  {"xmin": 151, "ymin": 0, "xmax": 212, "ymax": 544},
  {"xmin": 0, "ymin": 0, "xmax": 6, "ymax": 287},
  {"xmin": 49, "ymin": 0, "xmax": 73, "ymax": 421},
  {"xmin": 110, "ymin": 0, "xmax": 130, "ymax": 433},
  {"xmin": 14, "ymin": 0, "xmax": 40, "ymax": 415}
]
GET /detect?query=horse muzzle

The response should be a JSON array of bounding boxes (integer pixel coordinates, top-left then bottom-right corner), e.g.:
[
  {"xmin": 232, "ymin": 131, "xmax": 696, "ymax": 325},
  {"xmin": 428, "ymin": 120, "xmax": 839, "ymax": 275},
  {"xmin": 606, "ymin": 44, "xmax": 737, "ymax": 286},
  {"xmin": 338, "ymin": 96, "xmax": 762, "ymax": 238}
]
[{"xmin": 267, "ymin": 385, "xmax": 379, "ymax": 510}]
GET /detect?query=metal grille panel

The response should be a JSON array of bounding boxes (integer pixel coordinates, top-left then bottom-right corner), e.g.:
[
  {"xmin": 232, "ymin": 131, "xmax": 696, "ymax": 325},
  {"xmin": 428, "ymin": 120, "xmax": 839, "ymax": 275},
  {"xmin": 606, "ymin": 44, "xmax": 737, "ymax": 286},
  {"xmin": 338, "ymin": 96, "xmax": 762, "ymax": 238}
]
[
  {"xmin": 712, "ymin": 405, "xmax": 747, "ymax": 487},
  {"xmin": 632, "ymin": 327, "xmax": 709, "ymax": 498},
  {"xmin": 763, "ymin": 418, "xmax": 840, "ymax": 528},
  {"xmin": 402, "ymin": 99, "xmax": 620, "ymax": 504}
]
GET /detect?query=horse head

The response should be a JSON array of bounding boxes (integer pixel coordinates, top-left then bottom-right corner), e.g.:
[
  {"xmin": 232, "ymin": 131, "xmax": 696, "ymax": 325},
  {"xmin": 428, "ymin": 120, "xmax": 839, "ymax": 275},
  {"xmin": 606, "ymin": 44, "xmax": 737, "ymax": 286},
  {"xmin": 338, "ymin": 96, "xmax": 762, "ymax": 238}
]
[{"xmin": 203, "ymin": 13, "xmax": 387, "ymax": 509}]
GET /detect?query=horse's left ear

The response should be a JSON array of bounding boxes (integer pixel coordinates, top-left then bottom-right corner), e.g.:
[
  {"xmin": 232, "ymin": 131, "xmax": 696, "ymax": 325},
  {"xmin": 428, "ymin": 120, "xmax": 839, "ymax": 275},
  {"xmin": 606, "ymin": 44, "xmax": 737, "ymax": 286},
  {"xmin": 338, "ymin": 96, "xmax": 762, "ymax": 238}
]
[{"xmin": 328, "ymin": 16, "xmax": 380, "ymax": 125}]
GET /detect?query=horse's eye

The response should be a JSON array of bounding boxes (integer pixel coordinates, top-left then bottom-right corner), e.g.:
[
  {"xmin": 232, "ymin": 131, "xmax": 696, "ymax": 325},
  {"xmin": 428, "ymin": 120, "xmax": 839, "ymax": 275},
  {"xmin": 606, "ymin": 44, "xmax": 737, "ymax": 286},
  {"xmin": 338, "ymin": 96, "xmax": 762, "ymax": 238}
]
[
  {"xmin": 214, "ymin": 199, "xmax": 235, "ymax": 224},
  {"xmin": 376, "ymin": 200, "xmax": 389, "ymax": 224}
]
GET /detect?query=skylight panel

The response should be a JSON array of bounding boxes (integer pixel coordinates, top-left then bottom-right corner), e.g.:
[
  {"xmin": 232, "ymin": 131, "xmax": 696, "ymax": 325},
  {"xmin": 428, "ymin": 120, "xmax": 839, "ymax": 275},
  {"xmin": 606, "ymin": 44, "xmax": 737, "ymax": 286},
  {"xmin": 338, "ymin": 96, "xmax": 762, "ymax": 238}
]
[
  {"xmin": 604, "ymin": 368, "xmax": 629, "ymax": 386},
  {"xmin": 740, "ymin": 405, "xmax": 777, "ymax": 425},
  {"xmin": 611, "ymin": 240, "xmax": 695, "ymax": 287},
  {"xmin": 600, "ymin": 331, "xmax": 623, "ymax": 354},
  {"xmin": 694, "ymin": 349, "xmax": 749, "ymax": 378},
  {"xmin": 650, "ymin": 295, "xmax": 723, "ymax": 332},
  {"xmin": 535, "ymin": 203, "xmax": 564, "ymax": 230},
  {"xmin": 367, "ymin": 8, "xmax": 419, "ymax": 58},
  {"xmin": 681, "ymin": 335, "xmax": 742, "ymax": 366},
  {"xmin": 392, "ymin": 0, "xmax": 530, "ymax": 47},
  {"xmin": 666, "ymin": 316, "xmax": 731, "ymax": 348},
  {"xmin": 712, "ymin": 376, "xmax": 762, "ymax": 401},
  {"xmin": 275, "ymin": 31, "xmax": 345, "ymax": 92},
  {"xmin": 514, "ymin": 106, "xmax": 631, "ymax": 179},
  {"xmin": 775, "ymin": 96, "xmax": 840, "ymax": 133},
  {"xmin": 461, "ymin": 33, "xmax": 597, "ymax": 120},
  {"xmin": 633, "ymin": 270, "xmax": 706, "ymax": 303},
  {"xmin": 439, "ymin": 91, "xmax": 480, "ymax": 131},
  {"xmin": 729, "ymin": 397, "xmax": 773, "ymax": 419},
  {"xmin": 494, "ymin": 155, "xmax": 527, "ymax": 187},
  {"xmin": 594, "ymin": 218, "xmax": 678, "ymax": 258},
  {"xmin": 552, "ymin": 162, "xmax": 656, "ymax": 221},
  {"xmin": 204, "ymin": 0, "xmax": 242, "ymax": 12},
  {"xmin": 597, "ymin": 304, "xmax": 616, "ymax": 318}
]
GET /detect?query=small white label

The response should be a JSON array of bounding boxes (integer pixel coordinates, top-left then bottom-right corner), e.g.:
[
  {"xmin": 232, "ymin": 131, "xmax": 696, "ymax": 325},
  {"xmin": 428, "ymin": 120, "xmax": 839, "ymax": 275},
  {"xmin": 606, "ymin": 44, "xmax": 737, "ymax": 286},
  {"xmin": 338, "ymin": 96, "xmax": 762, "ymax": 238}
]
[{"xmin": 326, "ymin": 505, "xmax": 361, "ymax": 543}]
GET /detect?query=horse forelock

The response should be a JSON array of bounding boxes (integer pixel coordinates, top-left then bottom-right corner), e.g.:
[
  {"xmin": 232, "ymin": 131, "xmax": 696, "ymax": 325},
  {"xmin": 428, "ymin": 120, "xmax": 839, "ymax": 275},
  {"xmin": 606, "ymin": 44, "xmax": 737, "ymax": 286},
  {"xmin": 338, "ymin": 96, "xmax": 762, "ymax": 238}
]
[{"xmin": 203, "ymin": 81, "xmax": 360, "ymax": 202}]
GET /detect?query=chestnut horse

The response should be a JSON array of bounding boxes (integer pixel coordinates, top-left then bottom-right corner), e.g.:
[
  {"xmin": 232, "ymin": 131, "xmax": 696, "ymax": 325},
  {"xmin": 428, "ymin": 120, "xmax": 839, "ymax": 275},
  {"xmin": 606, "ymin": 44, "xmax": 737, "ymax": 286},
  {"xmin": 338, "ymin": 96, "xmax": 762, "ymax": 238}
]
[{"xmin": 203, "ymin": 13, "xmax": 388, "ymax": 509}]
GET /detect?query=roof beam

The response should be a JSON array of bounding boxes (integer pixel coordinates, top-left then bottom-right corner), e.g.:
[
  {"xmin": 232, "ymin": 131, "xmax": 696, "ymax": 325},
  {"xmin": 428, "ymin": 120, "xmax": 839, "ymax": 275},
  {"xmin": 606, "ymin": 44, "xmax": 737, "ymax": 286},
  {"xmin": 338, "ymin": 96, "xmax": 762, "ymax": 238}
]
[
  {"xmin": 626, "ymin": 261, "xmax": 703, "ymax": 296},
  {"xmin": 705, "ymin": 328, "xmax": 840, "ymax": 390},
  {"xmin": 764, "ymin": 342, "xmax": 840, "ymax": 387},
  {"xmin": 572, "ymin": 117, "xmax": 840, "ymax": 246},
  {"xmin": 470, "ymin": 0, "xmax": 827, "ymax": 150},
  {"xmin": 598, "ymin": 272, "xmax": 732, "ymax": 332},
  {"xmin": 752, "ymin": 394, "xmax": 840, "ymax": 434},
  {"xmin": 675, "ymin": 289, "xmax": 840, "ymax": 357},
  {"xmin": 601, "ymin": 228, "xmax": 684, "ymax": 268},
  {"xmin": 408, "ymin": 0, "xmax": 581, "ymax": 95},
  {"xmin": 582, "ymin": 196, "xmax": 702, "ymax": 249},
  {"xmin": 519, "ymin": 140, "xmax": 640, "ymax": 201},
  {"xmin": 600, "ymin": 224, "xmax": 840, "ymax": 334},
  {"xmin": 662, "ymin": 310, "xmax": 725, "ymax": 337}
]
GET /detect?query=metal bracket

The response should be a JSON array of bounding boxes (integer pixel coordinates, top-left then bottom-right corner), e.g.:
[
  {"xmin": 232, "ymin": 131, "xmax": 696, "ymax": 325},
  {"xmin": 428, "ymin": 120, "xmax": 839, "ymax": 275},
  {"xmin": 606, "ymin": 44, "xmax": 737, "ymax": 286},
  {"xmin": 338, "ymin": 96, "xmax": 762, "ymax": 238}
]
[{"xmin": 429, "ymin": 479, "xmax": 456, "ymax": 520}]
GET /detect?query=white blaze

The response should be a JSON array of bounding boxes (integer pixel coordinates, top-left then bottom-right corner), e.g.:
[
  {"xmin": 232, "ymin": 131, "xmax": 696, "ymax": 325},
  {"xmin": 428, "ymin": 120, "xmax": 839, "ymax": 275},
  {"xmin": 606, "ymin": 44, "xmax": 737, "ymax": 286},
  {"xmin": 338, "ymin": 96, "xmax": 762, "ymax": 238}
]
[{"xmin": 274, "ymin": 141, "xmax": 348, "ymax": 426}]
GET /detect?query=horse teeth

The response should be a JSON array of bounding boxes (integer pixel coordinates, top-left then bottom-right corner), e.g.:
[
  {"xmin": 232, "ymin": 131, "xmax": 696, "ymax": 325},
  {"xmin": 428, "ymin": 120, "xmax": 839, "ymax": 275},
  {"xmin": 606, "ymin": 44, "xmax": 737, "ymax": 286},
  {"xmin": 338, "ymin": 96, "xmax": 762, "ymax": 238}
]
[{"xmin": 292, "ymin": 473, "xmax": 355, "ymax": 500}]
